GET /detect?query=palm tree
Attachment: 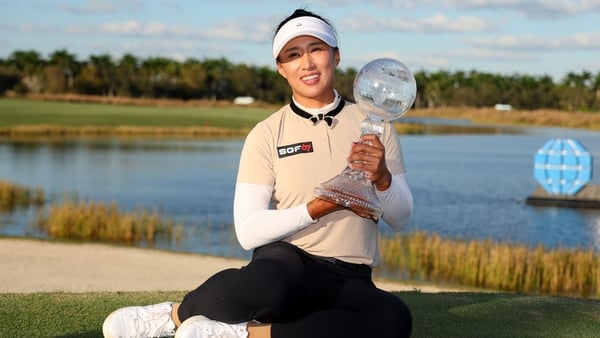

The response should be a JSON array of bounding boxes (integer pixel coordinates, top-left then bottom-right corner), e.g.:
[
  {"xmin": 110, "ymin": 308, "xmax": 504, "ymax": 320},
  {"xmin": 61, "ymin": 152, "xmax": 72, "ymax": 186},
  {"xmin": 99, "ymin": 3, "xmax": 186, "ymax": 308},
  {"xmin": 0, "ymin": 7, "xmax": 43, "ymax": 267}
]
[
  {"xmin": 89, "ymin": 54, "xmax": 117, "ymax": 96},
  {"xmin": 117, "ymin": 53, "xmax": 142, "ymax": 96},
  {"xmin": 45, "ymin": 49, "xmax": 80, "ymax": 93},
  {"xmin": 203, "ymin": 58, "xmax": 232, "ymax": 101},
  {"xmin": 180, "ymin": 58, "xmax": 207, "ymax": 99},
  {"xmin": 141, "ymin": 56, "xmax": 181, "ymax": 98},
  {"xmin": 559, "ymin": 71, "xmax": 593, "ymax": 111},
  {"xmin": 7, "ymin": 50, "xmax": 45, "ymax": 93}
]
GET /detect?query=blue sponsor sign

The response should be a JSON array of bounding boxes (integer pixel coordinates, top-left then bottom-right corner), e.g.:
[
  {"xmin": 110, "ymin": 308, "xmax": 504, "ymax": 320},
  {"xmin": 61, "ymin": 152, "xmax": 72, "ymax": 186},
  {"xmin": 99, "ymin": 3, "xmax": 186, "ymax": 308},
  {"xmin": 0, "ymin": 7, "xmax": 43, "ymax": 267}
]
[{"xmin": 533, "ymin": 138, "xmax": 592, "ymax": 196}]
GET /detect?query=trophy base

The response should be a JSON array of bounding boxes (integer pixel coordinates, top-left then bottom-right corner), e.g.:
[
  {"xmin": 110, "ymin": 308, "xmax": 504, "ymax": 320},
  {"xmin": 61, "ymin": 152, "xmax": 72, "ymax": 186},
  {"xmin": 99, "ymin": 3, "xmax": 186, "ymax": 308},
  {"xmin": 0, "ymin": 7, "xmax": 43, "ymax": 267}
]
[{"xmin": 314, "ymin": 170, "xmax": 383, "ymax": 219}]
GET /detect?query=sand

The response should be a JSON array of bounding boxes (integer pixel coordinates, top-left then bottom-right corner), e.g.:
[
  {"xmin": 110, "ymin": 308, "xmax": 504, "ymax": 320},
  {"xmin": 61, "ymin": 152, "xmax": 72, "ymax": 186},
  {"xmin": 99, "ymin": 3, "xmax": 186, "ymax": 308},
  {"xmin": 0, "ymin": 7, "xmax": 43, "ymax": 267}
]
[{"xmin": 0, "ymin": 237, "xmax": 462, "ymax": 294}]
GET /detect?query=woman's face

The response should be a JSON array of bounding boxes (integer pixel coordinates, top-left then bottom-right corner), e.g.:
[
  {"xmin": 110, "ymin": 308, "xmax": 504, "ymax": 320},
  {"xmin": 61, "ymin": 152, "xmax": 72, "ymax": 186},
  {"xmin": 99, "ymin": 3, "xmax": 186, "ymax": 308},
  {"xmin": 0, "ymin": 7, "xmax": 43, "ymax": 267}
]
[{"xmin": 276, "ymin": 35, "xmax": 340, "ymax": 108}]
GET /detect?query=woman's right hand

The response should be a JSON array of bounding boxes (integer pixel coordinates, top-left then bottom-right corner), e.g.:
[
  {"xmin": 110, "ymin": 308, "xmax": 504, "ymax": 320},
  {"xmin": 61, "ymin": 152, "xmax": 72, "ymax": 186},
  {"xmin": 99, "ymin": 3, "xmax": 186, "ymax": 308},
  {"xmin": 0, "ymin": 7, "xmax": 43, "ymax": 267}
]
[
  {"xmin": 307, "ymin": 198, "xmax": 344, "ymax": 220},
  {"xmin": 307, "ymin": 198, "xmax": 377, "ymax": 222}
]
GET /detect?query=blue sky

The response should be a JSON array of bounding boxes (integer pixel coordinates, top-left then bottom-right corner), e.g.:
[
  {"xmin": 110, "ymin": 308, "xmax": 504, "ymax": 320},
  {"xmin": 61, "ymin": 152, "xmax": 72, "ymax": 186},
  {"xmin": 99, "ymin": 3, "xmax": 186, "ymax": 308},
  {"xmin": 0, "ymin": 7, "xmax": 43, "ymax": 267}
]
[{"xmin": 1, "ymin": 0, "xmax": 599, "ymax": 81}]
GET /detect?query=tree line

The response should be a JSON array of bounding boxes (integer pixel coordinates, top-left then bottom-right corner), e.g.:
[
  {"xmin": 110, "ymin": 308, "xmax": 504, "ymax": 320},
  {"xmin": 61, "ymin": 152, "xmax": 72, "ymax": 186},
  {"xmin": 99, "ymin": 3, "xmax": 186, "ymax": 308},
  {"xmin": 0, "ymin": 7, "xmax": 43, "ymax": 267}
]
[{"xmin": 1, "ymin": 49, "xmax": 599, "ymax": 112}]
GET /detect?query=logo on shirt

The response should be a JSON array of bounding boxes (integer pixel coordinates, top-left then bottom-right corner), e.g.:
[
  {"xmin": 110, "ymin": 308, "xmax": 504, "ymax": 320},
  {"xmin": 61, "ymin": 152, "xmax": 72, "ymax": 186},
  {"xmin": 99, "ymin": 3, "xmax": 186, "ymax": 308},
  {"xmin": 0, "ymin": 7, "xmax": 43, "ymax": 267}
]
[{"xmin": 277, "ymin": 142, "xmax": 314, "ymax": 158}]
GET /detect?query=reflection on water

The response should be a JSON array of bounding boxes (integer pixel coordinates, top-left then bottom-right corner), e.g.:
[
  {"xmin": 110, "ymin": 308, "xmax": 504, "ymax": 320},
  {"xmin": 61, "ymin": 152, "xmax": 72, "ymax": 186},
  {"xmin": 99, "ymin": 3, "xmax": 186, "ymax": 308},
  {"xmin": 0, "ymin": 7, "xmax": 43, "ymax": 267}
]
[
  {"xmin": 6, "ymin": 136, "xmax": 237, "ymax": 153},
  {"xmin": 1, "ymin": 126, "xmax": 600, "ymax": 259}
]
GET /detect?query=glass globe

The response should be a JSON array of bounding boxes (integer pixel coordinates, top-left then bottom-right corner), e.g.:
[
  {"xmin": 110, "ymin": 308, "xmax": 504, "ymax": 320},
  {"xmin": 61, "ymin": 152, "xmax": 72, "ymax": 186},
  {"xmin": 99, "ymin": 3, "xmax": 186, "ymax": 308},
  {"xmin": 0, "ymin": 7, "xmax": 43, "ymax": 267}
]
[{"xmin": 353, "ymin": 58, "xmax": 416, "ymax": 122}]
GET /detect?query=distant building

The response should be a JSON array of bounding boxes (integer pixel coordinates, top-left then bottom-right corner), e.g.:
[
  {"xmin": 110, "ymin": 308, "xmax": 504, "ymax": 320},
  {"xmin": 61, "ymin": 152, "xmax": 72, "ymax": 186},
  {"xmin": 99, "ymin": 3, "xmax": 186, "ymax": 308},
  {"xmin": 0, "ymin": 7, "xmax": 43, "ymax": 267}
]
[
  {"xmin": 233, "ymin": 96, "xmax": 255, "ymax": 105},
  {"xmin": 494, "ymin": 103, "xmax": 513, "ymax": 111}
]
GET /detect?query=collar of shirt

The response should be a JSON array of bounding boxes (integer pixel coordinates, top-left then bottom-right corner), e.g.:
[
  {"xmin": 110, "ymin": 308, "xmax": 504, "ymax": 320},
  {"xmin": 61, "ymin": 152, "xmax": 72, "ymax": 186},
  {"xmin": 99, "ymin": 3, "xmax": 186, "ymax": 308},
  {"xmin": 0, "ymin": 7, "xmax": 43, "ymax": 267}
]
[{"xmin": 290, "ymin": 90, "xmax": 345, "ymax": 127}]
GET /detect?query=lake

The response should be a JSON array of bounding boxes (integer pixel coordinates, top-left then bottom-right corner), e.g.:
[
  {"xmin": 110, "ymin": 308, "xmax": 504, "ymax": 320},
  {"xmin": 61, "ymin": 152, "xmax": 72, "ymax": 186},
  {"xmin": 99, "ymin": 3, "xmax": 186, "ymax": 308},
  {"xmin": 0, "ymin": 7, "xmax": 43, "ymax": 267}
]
[{"xmin": 1, "ymin": 125, "xmax": 599, "ymax": 260}]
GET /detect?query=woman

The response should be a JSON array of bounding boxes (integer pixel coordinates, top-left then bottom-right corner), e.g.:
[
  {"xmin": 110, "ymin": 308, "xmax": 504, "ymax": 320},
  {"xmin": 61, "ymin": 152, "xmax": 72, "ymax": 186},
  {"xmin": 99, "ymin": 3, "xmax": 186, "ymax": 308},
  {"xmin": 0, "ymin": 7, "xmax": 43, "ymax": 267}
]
[{"xmin": 103, "ymin": 8, "xmax": 413, "ymax": 338}]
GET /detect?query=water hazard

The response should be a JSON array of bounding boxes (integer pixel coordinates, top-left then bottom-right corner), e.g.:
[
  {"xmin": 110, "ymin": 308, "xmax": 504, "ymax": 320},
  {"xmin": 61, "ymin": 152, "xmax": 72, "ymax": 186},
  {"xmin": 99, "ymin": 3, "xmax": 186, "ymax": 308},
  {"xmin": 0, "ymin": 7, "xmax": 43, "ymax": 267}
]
[{"xmin": 1, "ymin": 126, "xmax": 599, "ymax": 259}]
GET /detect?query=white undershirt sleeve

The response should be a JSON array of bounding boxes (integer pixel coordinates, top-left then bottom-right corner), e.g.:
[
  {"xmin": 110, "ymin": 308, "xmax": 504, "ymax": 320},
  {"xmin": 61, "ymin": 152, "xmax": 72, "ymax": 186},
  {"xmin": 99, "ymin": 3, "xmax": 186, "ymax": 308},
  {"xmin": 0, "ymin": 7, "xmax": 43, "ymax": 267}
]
[
  {"xmin": 376, "ymin": 173, "xmax": 413, "ymax": 231},
  {"xmin": 233, "ymin": 182, "xmax": 315, "ymax": 250}
]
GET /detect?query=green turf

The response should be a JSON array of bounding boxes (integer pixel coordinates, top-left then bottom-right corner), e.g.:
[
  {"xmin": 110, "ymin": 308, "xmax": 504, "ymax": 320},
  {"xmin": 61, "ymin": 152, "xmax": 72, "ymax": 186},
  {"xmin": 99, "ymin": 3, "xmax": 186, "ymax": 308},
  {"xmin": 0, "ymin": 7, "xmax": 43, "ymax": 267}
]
[
  {"xmin": 0, "ymin": 98, "xmax": 271, "ymax": 129},
  {"xmin": 1, "ymin": 291, "xmax": 598, "ymax": 337}
]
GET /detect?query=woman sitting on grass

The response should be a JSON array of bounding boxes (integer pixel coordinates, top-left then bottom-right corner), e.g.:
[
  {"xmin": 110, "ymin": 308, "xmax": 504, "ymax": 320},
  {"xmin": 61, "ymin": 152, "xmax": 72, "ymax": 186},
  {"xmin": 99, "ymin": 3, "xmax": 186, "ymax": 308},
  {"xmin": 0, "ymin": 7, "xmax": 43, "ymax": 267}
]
[{"xmin": 102, "ymin": 7, "xmax": 414, "ymax": 338}]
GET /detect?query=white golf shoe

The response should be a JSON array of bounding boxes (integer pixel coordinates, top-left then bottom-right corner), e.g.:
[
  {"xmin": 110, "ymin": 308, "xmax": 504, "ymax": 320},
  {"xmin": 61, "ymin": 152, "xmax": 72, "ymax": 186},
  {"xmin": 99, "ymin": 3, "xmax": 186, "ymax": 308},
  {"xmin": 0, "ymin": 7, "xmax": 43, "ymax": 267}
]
[
  {"xmin": 102, "ymin": 302, "xmax": 177, "ymax": 338},
  {"xmin": 175, "ymin": 315, "xmax": 248, "ymax": 338}
]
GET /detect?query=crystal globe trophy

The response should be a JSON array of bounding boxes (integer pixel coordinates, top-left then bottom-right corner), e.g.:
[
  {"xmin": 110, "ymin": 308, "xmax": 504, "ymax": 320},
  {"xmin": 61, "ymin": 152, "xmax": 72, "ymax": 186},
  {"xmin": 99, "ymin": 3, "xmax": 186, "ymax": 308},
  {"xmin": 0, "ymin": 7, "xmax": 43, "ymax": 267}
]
[{"xmin": 314, "ymin": 58, "xmax": 416, "ymax": 218}]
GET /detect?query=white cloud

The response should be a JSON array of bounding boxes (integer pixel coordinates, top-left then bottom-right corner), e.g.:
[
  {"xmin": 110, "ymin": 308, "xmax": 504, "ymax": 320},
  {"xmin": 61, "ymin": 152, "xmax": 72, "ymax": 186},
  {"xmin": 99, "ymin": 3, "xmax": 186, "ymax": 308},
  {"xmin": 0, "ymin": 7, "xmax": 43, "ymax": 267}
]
[
  {"xmin": 57, "ymin": 16, "xmax": 271, "ymax": 43},
  {"xmin": 343, "ymin": 50, "xmax": 452, "ymax": 72},
  {"xmin": 56, "ymin": 0, "xmax": 143, "ymax": 14},
  {"xmin": 482, "ymin": 0, "xmax": 600, "ymax": 18},
  {"xmin": 340, "ymin": 13, "xmax": 497, "ymax": 33},
  {"xmin": 451, "ymin": 48, "xmax": 538, "ymax": 61},
  {"xmin": 422, "ymin": 14, "xmax": 497, "ymax": 32},
  {"xmin": 0, "ymin": 14, "xmax": 272, "ymax": 45},
  {"xmin": 405, "ymin": 0, "xmax": 600, "ymax": 19},
  {"xmin": 466, "ymin": 31, "xmax": 600, "ymax": 51},
  {"xmin": 159, "ymin": 0, "xmax": 182, "ymax": 12},
  {"xmin": 101, "ymin": 20, "xmax": 142, "ymax": 34},
  {"xmin": 0, "ymin": 23, "xmax": 61, "ymax": 34},
  {"xmin": 320, "ymin": 0, "xmax": 600, "ymax": 19},
  {"xmin": 341, "ymin": 44, "xmax": 540, "ymax": 75}
]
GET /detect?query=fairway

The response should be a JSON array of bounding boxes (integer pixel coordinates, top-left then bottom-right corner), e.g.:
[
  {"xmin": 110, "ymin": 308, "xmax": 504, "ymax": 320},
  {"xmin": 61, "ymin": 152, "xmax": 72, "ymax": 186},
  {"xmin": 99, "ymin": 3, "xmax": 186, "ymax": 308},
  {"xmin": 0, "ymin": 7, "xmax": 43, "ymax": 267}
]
[
  {"xmin": 0, "ymin": 98, "xmax": 272, "ymax": 129},
  {"xmin": 1, "ymin": 291, "xmax": 599, "ymax": 337}
]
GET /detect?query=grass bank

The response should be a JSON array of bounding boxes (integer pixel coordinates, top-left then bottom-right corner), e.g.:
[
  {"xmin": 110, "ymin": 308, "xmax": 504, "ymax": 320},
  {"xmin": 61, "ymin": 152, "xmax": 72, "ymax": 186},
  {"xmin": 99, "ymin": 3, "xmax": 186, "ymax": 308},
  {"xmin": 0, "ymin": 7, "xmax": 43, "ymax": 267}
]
[
  {"xmin": 0, "ymin": 97, "xmax": 271, "ymax": 137},
  {"xmin": 1, "ymin": 291, "xmax": 598, "ymax": 337},
  {"xmin": 2, "ymin": 97, "xmax": 599, "ymax": 138}
]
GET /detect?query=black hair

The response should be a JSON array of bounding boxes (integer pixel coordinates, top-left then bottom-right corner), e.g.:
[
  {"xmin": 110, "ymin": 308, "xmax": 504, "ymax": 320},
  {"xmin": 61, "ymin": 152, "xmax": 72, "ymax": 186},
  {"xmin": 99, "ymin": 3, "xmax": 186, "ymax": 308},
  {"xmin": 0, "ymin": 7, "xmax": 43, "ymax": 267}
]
[{"xmin": 274, "ymin": 8, "xmax": 335, "ymax": 36}]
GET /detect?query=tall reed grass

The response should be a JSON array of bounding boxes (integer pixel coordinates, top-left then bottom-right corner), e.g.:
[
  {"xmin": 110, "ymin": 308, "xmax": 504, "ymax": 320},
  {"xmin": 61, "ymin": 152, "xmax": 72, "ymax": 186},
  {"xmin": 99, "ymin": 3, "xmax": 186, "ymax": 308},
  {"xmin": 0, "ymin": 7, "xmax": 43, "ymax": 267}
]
[
  {"xmin": 379, "ymin": 231, "xmax": 599, "ymax": 299},
  {"xmin": 0, "ymin": 180, "xmax": 45, "ymax": 211},
  {"xmin": 36, "ymin": 200, "xmax": 184, "ymax": 245}
]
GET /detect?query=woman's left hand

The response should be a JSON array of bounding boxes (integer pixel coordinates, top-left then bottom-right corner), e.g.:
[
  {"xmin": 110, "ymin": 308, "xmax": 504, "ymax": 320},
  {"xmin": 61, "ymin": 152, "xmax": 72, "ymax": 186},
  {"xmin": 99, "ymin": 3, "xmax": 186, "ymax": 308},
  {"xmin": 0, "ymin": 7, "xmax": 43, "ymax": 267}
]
[{"xmin": 347, "ymin": 134, "xmax": 392, "ymax": 191}]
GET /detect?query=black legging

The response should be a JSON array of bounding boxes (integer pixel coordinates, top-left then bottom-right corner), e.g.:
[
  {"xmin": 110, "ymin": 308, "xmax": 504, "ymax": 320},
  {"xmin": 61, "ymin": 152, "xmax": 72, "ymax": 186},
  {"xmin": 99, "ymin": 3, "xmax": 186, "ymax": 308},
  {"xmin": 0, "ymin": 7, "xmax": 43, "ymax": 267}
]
[{"xmin": 178, "ymin": 241, "xmax": 412, "ymax": 338}]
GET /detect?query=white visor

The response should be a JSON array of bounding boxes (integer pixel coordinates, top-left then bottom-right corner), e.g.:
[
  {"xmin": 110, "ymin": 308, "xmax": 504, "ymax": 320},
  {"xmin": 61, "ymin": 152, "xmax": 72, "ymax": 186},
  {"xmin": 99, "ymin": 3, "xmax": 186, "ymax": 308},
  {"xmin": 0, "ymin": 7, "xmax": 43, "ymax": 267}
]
[{"xmin": 272, "ymin": 16, "xmax": 338, "ymax": 60}]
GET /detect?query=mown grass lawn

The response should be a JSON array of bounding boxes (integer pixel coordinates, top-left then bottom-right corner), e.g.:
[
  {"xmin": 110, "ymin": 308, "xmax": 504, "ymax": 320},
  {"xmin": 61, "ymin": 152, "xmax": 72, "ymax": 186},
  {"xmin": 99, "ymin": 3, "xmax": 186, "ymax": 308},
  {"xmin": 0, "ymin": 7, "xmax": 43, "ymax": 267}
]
[
  {"xmin": 0, "ymin": 291, "xmax": 598, "ymax": 337},
  {"xmin": 0, "ymin": 98, "xmax": 271, "ymax": 129}
]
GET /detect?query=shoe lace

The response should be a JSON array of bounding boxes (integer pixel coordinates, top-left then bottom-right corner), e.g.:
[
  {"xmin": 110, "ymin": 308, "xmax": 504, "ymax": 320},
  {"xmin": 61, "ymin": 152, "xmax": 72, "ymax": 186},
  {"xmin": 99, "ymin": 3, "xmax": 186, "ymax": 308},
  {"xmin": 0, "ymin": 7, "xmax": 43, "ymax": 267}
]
[
  {"xmin": 209, "ymin": 325, "xmax": 245, "ymax": 338},
  {"xmin": 133, "ymin": 309, "xmax": 175, "ymax": 337},
  {"xmin": 207, "ymin": 334, "xmax": 238, "ymax": 338}
]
